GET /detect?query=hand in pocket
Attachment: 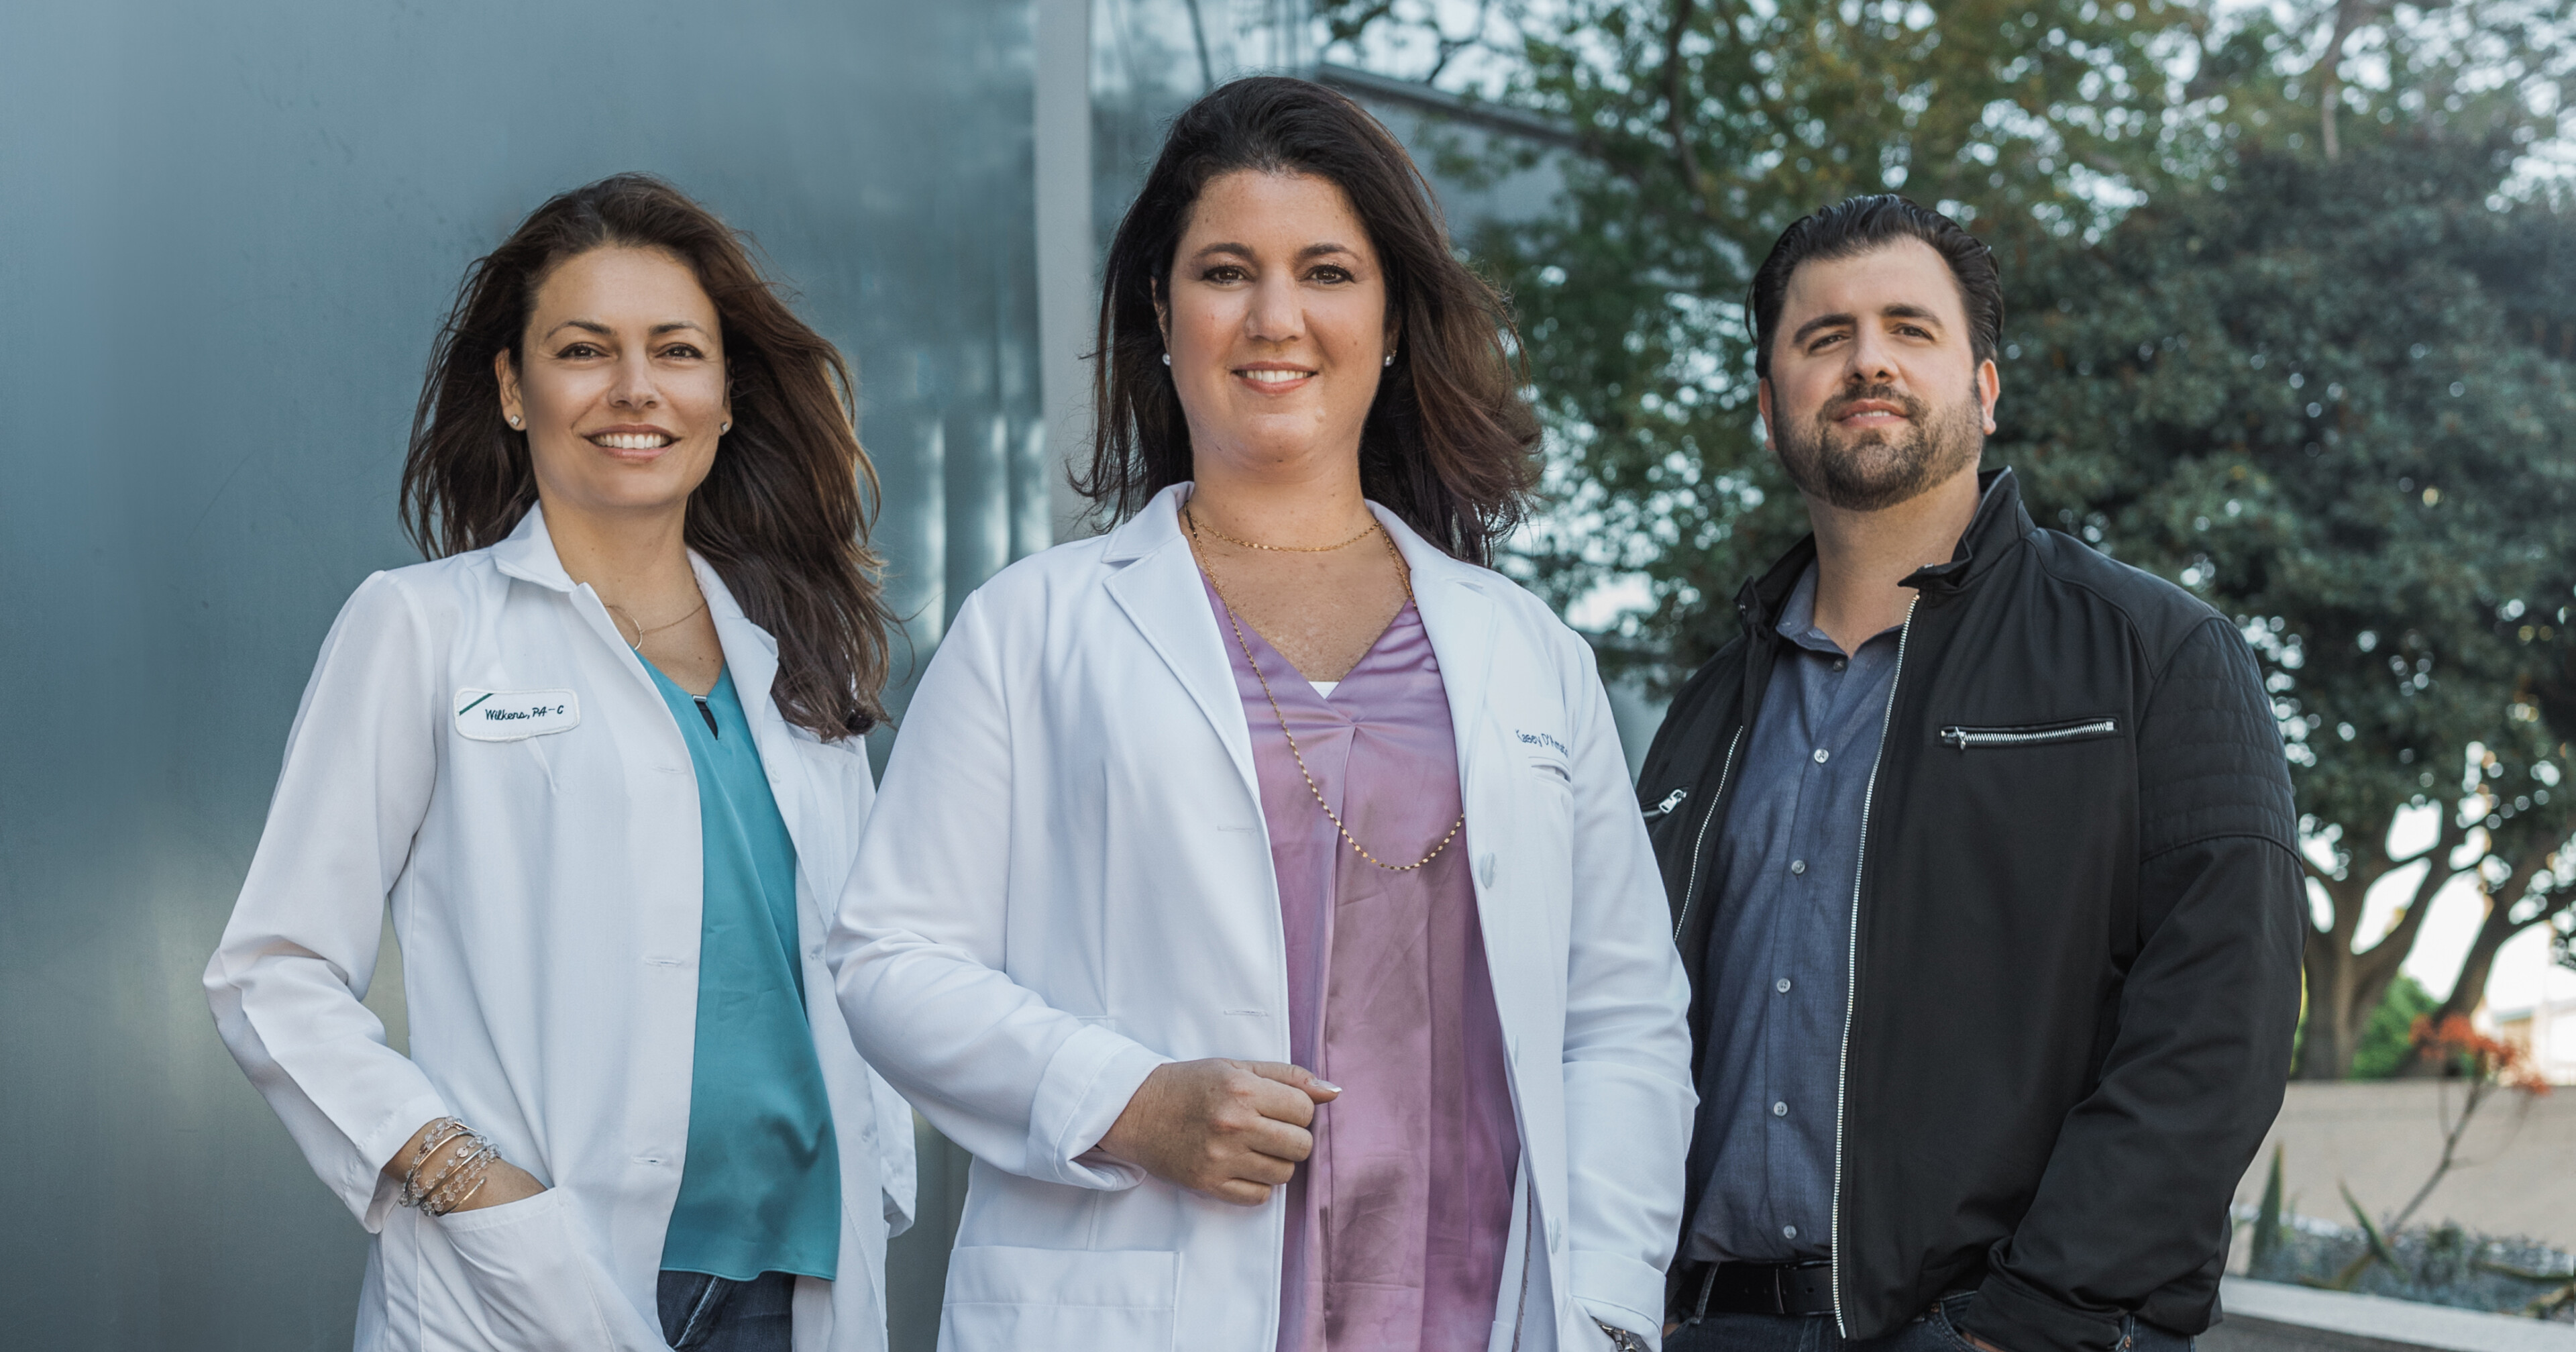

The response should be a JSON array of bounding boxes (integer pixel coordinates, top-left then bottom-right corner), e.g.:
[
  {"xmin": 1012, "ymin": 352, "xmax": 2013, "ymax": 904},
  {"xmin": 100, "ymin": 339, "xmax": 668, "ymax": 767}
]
[{"xmin": 437, "ymin": 1188, "xmax": 619, "ymax": 1350}]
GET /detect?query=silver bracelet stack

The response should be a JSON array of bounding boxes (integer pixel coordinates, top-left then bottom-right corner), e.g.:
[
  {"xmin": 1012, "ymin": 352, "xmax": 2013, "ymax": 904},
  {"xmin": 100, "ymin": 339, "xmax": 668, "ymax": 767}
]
[{"xmin": 398, "ymin": 1116, "xmax": 504, "ymax": 1216}]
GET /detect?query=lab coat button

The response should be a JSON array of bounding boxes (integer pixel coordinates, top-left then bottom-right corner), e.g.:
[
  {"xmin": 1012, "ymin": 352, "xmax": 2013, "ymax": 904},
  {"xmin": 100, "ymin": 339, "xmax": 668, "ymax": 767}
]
[{"xmin": 1476, "ymin": 853, "xmax": 1497, "ymax": 888}]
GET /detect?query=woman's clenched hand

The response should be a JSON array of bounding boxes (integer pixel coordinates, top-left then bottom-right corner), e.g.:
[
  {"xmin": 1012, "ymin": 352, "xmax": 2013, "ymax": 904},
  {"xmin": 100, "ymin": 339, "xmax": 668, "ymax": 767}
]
[{"xmin": 1094, "ymin": 1059, "xmax": 1340, "ymax": 1206}]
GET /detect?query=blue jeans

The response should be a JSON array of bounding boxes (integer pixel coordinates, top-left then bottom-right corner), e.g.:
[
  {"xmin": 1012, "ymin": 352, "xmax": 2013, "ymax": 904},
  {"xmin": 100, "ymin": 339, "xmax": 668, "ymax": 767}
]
[
  {"xmin": 657, "ymin": 1269, "xmax": 795, "ymax": 1352},
  {"xmin": 1665, "ymin": 1291, "xmax": 2196, "ymax": 1352}
]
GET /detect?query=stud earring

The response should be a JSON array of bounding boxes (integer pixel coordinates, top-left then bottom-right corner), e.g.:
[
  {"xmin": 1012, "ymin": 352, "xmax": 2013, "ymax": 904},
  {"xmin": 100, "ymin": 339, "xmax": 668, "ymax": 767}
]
[
  {"xmin": 1161, "ymin": 352, "xmax": 1172, "ymax": 367},
  {"xmin": 507, "ymin": 414, "xmax": 522, "ymax": 428},
  {"xmin": 1383, "ymin": 352, "xmax": 1395, "ymax": 368},
  {"xmin": 720, "ymin": 421, "xmax": 731, "ymax": 433}
]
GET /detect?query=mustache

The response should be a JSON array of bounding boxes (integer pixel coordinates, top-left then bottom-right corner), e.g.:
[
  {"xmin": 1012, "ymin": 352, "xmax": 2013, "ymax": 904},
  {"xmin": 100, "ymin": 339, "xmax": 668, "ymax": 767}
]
[{"xmin": 1817, "ymin": 384, "xmax": 1927, "ymax": 424}]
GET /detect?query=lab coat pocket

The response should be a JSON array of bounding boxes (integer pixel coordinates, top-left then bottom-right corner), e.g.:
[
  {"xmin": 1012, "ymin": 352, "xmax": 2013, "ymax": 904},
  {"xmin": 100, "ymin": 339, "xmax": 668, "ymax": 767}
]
[
  {"xmin": 939, "ymin": 1245, "xmax": 1181, "ymax": 1351},
  {"xmin": 434, "ymin": 1188, "xmax": 619, "ymax": 1351}
]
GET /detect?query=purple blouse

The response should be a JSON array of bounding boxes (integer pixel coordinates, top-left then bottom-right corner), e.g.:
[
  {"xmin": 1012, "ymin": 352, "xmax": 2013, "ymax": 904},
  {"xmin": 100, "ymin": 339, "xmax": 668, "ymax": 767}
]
[{"xmin": 1201, "ymin": 577, "xmax": 1522, "ymax": 1352}]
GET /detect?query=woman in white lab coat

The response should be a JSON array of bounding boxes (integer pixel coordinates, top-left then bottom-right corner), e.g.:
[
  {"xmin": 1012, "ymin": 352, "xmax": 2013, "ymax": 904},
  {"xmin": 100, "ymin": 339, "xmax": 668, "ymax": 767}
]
[
  {"xmin": 829, "ymin": 79, "xmax": 1694, "ymax": 1352},
  {"xmin": 207, "ymin": 174, "xmax": 913, "ymax": 1352}
]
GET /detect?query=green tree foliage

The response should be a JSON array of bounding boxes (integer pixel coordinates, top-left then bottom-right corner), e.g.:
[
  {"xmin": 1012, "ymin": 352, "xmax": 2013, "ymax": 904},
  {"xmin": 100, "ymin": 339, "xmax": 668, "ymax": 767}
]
[
  {"xmin": 1448, "ymin": 0, "xmax": 2217, "ymax": 633},
  {"xmin": 2351, "ymin": 976, "xmax": 2441, "ymax": 1079},
  {"xmin": 1992, "ymin": 136, "xmax": 2576, "ymax": 1077},
  {"xmin": 1320, "ymin": 0, "xmax": 2576, "ymax": 1074}
]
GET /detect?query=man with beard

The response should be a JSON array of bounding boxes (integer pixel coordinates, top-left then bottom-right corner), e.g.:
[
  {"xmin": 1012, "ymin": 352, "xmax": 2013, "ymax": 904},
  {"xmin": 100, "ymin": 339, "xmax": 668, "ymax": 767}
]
[{"xmin": 1640, "ymin": 197, "xmax": 2303, "ymax": 1352}]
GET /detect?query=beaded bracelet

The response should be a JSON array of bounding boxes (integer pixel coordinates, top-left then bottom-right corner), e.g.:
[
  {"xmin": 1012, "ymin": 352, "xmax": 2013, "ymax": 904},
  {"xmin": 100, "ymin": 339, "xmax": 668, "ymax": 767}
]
[
  {"xmin": 417, "ymin": 1134, "xmax": 488, "ymax": 1208},
  {"xmin": 400, "ymin": 1120, "xmax": 498, "ymax": 1212},
  {"xmin": 424, "ymin": 1142, "xmax": 501, "ymax": 1216},
  {"xmin": 441, "ymin": 1157, "xmax": 500, "ymax": 1214},
  {"xmin": 397, "ymin": 1119, "xmax": 474, "ymax": 1209}
]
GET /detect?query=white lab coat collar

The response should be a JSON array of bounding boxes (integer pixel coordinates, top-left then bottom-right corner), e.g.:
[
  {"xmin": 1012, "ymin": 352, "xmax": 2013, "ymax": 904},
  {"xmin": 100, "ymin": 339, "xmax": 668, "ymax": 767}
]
[
  {"xmin": 490, "ymin": 501, "xmax": 782, "ymax": 684},
  {"xmin": 487, "ymin": 501, "xmax": 578, "ymax": 590},
  {"xmin": 492, "ymin": 499, "xmax": 815, "ymax": 855},
  {"xmin": 1101, "ymin": 483, "xmax": 1501, "ymax": 820}
]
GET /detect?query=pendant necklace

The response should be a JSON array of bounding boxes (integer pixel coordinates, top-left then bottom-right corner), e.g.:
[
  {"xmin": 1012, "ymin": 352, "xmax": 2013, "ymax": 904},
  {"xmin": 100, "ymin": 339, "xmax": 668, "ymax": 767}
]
[{"xmin": 1185, "ymin": 495, "xmax": 1465, "ymax": 873}]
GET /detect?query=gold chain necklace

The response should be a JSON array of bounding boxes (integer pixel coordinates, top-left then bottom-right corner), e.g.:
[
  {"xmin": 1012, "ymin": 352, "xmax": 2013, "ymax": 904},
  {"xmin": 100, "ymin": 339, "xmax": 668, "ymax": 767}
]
[
  {"xmin": 1185, "ymin": 500, "xmax": 1466, "ymax": 873},
  {"xmin": 608, "ymin": 593, "xmax": 708, "ymax": 652},
  {"xmin": 1186, "ymin": 505, "xmax": 1379, "ymax": 553}
]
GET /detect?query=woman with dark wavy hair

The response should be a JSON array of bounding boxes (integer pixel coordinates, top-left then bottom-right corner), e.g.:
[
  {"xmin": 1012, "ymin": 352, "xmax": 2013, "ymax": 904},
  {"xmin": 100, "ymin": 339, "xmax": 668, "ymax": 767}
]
[
  {"xmin": 207, "ymin": 174, "xmax": 911, "ymax": 1352},
  {"xmin": 832, "ymin": 79, "xmax": 1692, "ymax": 1352}
]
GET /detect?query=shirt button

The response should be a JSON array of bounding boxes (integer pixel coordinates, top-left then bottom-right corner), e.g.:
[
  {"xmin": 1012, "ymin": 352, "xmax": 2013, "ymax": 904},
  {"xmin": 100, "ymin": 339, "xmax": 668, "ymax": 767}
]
[
  {"xmin": 1832, "ymin": 658, "xmax": 1847, "ymax": 672},
  {"xmin": 1772, "ymin": 1100, "xmax": 1789, "ymax": 1117},
  {"xmin": 1776, "ymin": 978, "xmax": 1793, "ymax": 994},
  {"xmin": 1812, "ymin": 748, "xmax": 1830, "ymax": 764},
  {"xmin": 1788, "ymin": 860, "xmax": 1807, "ymax": 876},
  {"xmin": 1783, "ymin": 1225, "xmax": 1800, "ymax": 1240}
]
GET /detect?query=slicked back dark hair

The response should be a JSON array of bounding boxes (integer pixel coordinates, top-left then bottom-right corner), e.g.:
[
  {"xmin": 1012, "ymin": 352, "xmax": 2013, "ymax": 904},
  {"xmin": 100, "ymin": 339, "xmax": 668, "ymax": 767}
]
[
  {"xmin": 1749, "ymin": 195, "xmax": 2002, "ymax": 382},
  {"xmin": 1081, "ymin": 75, "xmax": 1540, "ymax": 565},
  {"xmin": 401, "ymin": 173, "xmax": 894, "ymax": 739}
]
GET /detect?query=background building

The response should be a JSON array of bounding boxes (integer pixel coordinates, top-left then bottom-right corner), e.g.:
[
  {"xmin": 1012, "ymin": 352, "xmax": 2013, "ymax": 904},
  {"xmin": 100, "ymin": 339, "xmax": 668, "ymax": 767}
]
[
  {"xmin": 1, "ymin": 2, "xmax": 1060, "ymax": 1347},
  {"xmin": 2493, "ymin": 997, "xmax": 2576, "ymax": 1086}
]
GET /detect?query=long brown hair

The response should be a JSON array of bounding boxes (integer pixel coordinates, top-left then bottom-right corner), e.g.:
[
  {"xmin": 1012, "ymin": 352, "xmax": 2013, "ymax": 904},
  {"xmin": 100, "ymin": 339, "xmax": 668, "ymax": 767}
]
[
  {"xmin": 401, "ymin": 174, "xmax": 893, "ymax": 738},
  {"xmin": 1081, "ymin": 76, "xmax": 1541, "ymax": 565}
]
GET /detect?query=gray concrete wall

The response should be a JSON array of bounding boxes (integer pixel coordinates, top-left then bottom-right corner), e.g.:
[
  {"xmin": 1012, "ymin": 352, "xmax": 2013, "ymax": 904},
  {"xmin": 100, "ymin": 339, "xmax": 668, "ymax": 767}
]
[
  {"xmin": 0, "ymin": 3, "xmax": 1043, "ymax": 1347},
  {"xmin": 2235, "ymin": 1082, "xmax": 2576, "ymax": 1249}
]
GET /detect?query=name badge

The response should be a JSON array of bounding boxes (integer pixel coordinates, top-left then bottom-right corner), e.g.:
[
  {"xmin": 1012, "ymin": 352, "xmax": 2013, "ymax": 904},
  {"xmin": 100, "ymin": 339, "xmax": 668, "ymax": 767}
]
[{"xmin": 453, "ymin": 688, "xmax": 581, "ymax": 742}]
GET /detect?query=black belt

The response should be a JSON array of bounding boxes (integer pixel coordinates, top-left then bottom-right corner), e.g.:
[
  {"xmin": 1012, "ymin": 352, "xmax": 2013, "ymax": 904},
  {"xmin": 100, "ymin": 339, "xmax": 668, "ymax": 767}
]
[{"xmin": 1677, "ymin": 1257, "xmax": 1836, "ymax": 1319}]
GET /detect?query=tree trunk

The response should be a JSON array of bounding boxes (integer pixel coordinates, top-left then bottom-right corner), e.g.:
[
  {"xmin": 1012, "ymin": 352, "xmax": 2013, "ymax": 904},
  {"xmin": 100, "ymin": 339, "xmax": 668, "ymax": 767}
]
[
  {"xmin": 2316, "ymin": 0, "xmax": 2378, "ymax": 162},
  {"xmin": 2299, "ymin": 927, "xmax": 2359, "ymax": 1079},
  {"xmin": 2298, "ymin": 820, "xmax": 2456, "ymax": 1080}
]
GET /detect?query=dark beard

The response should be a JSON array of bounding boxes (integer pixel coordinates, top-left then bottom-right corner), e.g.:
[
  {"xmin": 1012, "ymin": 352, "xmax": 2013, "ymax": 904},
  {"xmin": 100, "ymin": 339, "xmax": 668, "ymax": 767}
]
[{"xmin": 1773, "ymin": 380, "xmax": 1984, "ymax": 512}]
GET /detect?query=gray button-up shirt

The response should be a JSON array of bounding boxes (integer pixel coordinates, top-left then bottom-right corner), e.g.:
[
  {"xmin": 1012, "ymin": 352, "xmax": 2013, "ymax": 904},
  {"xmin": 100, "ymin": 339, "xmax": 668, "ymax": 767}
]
[{"xmin": 1686, "ymin": 562, "xmax": 1904, "ymax": 1265}]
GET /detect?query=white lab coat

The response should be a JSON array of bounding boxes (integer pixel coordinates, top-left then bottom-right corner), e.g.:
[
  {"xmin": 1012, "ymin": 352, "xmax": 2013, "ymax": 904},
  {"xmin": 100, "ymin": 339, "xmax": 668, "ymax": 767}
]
[
  {"xmin": 207, "ymin": 505, "xmax": 914, "ymax": 1352},
  {"xmin": 828, "ymin": 485, "xmax": 1695, "ymax": 1352}
]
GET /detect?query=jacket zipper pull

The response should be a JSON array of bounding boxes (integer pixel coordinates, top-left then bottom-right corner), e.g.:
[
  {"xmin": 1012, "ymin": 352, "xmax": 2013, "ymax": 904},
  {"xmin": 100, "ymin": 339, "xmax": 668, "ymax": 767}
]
[{"xmin": 1644, "ymin": 788, "xmax": 1688, "ymax": 819}]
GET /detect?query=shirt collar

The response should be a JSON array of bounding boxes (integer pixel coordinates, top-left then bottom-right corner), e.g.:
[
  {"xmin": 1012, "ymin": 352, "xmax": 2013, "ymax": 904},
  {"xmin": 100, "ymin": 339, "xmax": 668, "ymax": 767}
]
[{"xmin": 1776, "ymin": 560, "xmax": 1904, "ymax": 658}]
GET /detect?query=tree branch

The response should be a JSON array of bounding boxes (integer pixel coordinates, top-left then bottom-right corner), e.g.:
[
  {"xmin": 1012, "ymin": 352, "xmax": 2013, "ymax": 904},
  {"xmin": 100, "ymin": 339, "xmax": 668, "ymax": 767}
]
[
  {"xmin": 1422, "ymin": 0, "xmax": 1492, "ymax": 85},
  {"xmin": 2315, "ymin": 0, "xmax": 2387, "ymax": 162},
  {"xmin": 2430, "ymin": 871, "xmax": 2575, "ymax": 1025},
  {"xmin": 2355, "ymin": 810, "xmax": 2460, "ymax": 988},
  {"xmin": 1662, "ymin": 0, "xmax": 1714, "ymax": 217}
]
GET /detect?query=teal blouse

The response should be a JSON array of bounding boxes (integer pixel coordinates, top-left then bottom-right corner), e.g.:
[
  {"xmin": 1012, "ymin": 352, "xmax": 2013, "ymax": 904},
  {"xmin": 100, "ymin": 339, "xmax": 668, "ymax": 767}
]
[{"xmin": 645, "ymin": 663, "xmax": 841, "ymax": 1282}]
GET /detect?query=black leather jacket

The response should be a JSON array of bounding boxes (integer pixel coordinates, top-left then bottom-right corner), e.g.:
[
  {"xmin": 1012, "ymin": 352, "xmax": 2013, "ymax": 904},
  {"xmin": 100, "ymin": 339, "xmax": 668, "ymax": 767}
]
[{"xmin": 1640, "ymin": 470, "xmax": 2304, "ymax": 1352}]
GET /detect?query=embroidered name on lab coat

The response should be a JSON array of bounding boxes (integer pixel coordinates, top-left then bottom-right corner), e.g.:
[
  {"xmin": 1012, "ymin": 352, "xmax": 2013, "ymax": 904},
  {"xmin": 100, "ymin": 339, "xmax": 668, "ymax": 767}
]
[
  {"xmin": 1515, "ymin": 729, "xmax": 1569, "ymax": 757},
  {"xmin": 453, "ymin": 688, "xmax": 581, "ymax": 741}
]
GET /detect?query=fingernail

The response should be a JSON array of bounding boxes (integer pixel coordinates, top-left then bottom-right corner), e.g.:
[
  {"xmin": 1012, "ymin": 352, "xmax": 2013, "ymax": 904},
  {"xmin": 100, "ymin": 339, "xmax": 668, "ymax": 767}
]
[{"xmin": 1311, "ymin": 1079, "xmax": 1342, "ymax": 1093}]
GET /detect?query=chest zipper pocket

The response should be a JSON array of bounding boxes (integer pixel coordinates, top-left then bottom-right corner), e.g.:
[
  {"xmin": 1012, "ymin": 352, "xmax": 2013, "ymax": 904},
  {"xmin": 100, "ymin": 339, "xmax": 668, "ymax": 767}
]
[
  {"xmin": 1939, "ymin": 717, "xmax": 2118, "ymax": 749},
  {"xmin": 1642, "ymin": 788, "xmax": 1688, "ymax": 821}
]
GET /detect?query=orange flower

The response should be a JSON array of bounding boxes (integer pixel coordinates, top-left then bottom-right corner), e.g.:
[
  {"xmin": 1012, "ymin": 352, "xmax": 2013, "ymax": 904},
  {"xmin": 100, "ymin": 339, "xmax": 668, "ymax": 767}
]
[{"xmin": 2410, "ymin": 1014, "xmax": 2553, "ymax": 1094}]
